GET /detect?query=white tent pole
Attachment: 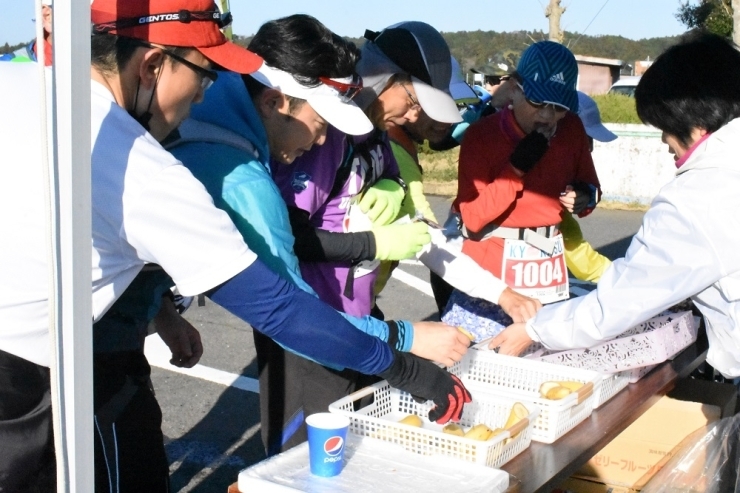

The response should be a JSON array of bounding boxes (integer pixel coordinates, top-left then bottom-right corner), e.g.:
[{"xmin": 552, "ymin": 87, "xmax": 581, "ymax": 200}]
[{"xmin": 48, "ymin": 0, "xmax": 93, "ymax": 491}]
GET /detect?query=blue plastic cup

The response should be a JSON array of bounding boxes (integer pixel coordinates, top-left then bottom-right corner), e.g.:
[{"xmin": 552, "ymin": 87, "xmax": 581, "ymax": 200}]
[{"xmin": 305, "ymin": 413, "xmax": 350, "ymax": 477}]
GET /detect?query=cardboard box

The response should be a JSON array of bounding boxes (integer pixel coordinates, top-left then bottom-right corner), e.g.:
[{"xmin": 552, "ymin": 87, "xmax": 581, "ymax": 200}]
[
  {"xmin": 555, "ymin": 476, "xmax": 636, "ymax": 493},
  {"xmin": 570, "ymin": 396, "xmax": 720, "ymax": 491}
]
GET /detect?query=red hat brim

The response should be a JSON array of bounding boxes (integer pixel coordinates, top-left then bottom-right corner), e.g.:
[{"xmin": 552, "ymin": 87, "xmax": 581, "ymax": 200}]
[{"xmin": 198, "ymin": 41, "xmax": 262, "ymax": 75}]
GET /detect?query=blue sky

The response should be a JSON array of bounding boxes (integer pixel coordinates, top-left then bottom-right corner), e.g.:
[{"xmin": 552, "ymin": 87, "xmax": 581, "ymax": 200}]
[{"xmin": 3, "ymin": 0, "xmax": 689, "ymax": 46}]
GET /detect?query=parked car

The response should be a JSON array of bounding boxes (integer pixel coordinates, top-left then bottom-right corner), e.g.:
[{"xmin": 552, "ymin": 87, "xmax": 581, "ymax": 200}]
[{"xmin": 608, "ymin": 76, "xmax": 641, "ymax": 97}]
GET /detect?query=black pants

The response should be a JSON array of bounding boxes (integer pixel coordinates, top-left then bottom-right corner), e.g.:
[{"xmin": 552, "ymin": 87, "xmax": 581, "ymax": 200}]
[
  {"xmin": 93, "ymin": 351, "xmax": 170, "ymax": 493},
  {"xmin": 0, "ymin": 349, "xmax": 55, "ymax": 493},
  {"xmin": 253, "ymin": 331, "xmax": 378, "ymax": 456},
  {"xmin": 430, "ymin": 270, "xmax": 455, "ymax": 318}
]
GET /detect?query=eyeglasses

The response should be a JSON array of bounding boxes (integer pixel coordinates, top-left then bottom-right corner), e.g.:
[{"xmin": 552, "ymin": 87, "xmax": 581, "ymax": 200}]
[
  {"xmin": 402, "ymin": 84, "xmax": 421, "ymax": 112},
  {"xmin": 318, "ymin": 75, "xmax": 363, "ymax": 102},
  {"xmin": 132, "ymin": 40, "xmax": 218, "ymax": 91},
  {"xmin": 162, "ymin": 48, "xmax": 219, "ymax": 91}
]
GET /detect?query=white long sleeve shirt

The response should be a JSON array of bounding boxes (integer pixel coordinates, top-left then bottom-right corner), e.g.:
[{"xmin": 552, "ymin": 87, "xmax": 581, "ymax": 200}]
[{"xmin": 527, "ymin": 117, "xmax": 740, "ymax": 378}]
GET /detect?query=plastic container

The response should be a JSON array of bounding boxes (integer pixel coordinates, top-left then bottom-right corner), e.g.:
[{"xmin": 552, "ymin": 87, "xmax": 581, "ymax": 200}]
[
  {"xmin": 238, "ymin": 434, "xmax": 511, "ymax": 493},
  {"xmin": 526, "ymin": 311, "xmax": 698, "ymax": 373},
  {"xmin": 626, "ymin": 364, "xmax": 658, "ymax": 383},
  {"xmin": 328, "ymin": 380, "xmax": 539, "ymax": 468},
  {"xmin": 448, "ymin": 351, "xmax": 601, "ymax": 443},
  {"xmin": 594, "ymin": 372, "xmax": 631, "ymax": 408}
]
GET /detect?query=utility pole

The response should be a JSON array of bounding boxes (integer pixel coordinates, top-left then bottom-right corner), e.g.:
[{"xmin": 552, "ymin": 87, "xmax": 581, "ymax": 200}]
[
  {"xmin": 733, "ymin": 0, "xmax": 740, "ymax": 46},
  {"xmin": 546, "ymin": 0, "xmax": 566, "ymax": 43}
]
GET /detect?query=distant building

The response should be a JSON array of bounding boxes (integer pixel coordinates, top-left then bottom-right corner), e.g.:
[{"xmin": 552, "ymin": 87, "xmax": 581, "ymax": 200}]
[
  {"xmin": 634, "ymin": 59, "xmax": 653, "ymax": 76},
  {"xmin": 574, "ymin": 54, "xmax": 623, "ymax": 95}
]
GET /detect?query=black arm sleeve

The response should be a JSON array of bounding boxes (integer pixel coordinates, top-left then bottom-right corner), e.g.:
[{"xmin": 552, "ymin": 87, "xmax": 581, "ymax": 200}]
[{"xmin": 288, "ymin": 206, "xmax": 376, "ymax": 263}]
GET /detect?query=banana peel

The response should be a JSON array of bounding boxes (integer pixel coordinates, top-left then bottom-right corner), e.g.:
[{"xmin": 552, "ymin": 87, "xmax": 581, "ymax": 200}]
[{"xmin": 503, "ymin": 402, "xmax": 529, "ymax": 442}]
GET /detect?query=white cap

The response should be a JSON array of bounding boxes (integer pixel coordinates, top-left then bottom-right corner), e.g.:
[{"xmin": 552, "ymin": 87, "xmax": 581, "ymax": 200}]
[
  {"xmin": 411, "ymin": 77, "xmax": 463, "ymax": 124},
  {"xmin": 577, "ymin": 91, "xmax": 617, "ymax": 143},
  {"xmin": 250, "ymin": 62, "xmax": 373, "ymax": 136}
]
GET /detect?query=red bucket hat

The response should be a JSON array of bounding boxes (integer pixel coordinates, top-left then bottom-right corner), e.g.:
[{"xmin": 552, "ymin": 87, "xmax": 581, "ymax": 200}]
[{"xmin": 91, "ymin": 0, "xmax": 261, "ymax": 75}]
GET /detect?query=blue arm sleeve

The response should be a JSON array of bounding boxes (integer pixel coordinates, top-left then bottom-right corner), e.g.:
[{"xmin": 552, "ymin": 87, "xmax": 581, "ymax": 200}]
[
  {"xmin": 216, "ymin": 161, "xmax": 415, "ymax": 351},
  {"xmin": 208, "ymin": 259, "xmax": 395, "ymax": 375},
  {"xmin": 336, "ymin": 313, "xmax": 414, "ymax": 352}
]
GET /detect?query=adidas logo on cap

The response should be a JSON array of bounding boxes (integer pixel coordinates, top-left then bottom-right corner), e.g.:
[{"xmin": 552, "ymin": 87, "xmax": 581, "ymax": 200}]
[{"xmin": 550, "ymin": 72, "xmax": 566, "ymax": 85}]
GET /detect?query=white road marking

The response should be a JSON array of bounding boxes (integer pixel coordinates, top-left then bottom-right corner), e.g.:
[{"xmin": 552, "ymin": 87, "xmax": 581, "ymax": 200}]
[
  {"xmin": 390, "ymin": 268, "xmax": 434, "ymax": 297},
  {"xmin": 148, "ymin": 266, "xmax": 433, "ymax": 394},
  {"xmin": 398, "ymin": 259, "xmax": 423, "ymax": 267},
  {"xmin": 145, "ymin": 336, "xmax": 260, "ymax": 394}
]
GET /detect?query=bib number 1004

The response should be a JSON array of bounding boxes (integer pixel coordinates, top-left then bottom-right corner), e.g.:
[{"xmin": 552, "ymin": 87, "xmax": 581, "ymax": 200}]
[{"xmin": 507, "ymin": 257, "xmax": 565, "ymax": 289}]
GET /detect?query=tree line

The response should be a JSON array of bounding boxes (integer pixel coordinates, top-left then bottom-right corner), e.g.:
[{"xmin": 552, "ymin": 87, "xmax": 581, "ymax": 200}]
[{"xmin": 8, "ymin": 0, "xmax": 729, "ymax": 70}]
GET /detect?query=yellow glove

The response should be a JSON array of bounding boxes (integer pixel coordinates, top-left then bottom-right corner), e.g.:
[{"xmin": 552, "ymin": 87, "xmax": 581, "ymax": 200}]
[
  {"xmin": 373, "ymin": 222, "xmax": 430, "ymax": 261},
  {"xmin": 359, "ymin": 179, "xmax": 405, "ymax": 226},
  {"xmin": 561, "ymin": 213, "xmax": 611, "ymax": 282}
]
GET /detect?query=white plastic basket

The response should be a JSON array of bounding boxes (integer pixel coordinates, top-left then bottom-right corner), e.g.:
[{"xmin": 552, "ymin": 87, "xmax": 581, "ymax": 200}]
[
  {"xmin": 594, "ymin": 372, "xmax": 631, "ymax": 408},
  {"xmin": 328, "ymin": 380, "xmax": 540, "ymax": 469},
  {"xmin": 448, "ymin": 351, "xmax": 601, "ymax": 443},
  {"xmin": 626, "ymin": 364, "xmax": 658, "ymax": 383},
  {"xmin": 526, "ymin": 311, "xmax": 698, "ymax": 373}
]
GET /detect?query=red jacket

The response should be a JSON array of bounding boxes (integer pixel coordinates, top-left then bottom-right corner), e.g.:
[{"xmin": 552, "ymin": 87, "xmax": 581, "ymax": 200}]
[{"xmin": 453, "ymin": 108, "xmax": 600, "ymax": 277}]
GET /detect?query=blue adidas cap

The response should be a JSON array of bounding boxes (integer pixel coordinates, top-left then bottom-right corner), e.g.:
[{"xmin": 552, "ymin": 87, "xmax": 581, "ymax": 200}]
[{"xmin": 517, "ymin": 41, "xmax": 579, "ymax": 112}]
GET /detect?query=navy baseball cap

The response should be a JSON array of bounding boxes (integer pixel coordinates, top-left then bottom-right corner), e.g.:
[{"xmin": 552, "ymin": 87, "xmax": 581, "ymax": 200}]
[
  {"xmin": 517, "ymin": 41, "xmax": 579, "ymax": 112},
  {"xmin": 365, "ymin": 21, "xmax": 461, "ymax": 123}
]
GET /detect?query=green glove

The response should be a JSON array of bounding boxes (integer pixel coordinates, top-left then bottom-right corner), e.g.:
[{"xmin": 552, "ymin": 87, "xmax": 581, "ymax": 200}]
[
  {"xmin": 359, "ymin": 179, "xmax": 405, "ymax": 226},
  {"xmin": 372, "ymin": 222, "xmax": 430, "ymax": 261}
]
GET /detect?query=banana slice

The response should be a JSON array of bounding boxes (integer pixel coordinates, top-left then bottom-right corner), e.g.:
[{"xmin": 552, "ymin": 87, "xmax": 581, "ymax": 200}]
[
  {"xmin": 457, "ymin": 326, "xmax": 475, "ymax": 341},
  {"xmin": 545, "ymin": 386, "xmax": 572, "ymax": 400},
  {"xmin": 556, "ymin": 380, "xmax": 585, "ymax": 392},
  {"xmin": 539, "ymin": 381, "xmax": 561, "ymax": 398},
  {"xmin": 489, "ymin": 427, "xmax": 504, "ymax": 441},
  {"xmin": 442, "ymin": 423, "xmax": 465, "ymax": 436},
  {"xmin": 464, "ymin": 423, "xmax": 495, "ymax": 441},
  {"xmin": 398, "ymin": 414, "xmax": 423, "ymax": 427}
]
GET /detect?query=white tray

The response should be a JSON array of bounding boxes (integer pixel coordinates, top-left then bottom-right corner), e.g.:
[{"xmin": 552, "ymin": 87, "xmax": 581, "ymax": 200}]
[
  {"xmin": 525, "ymin": 311, "xmax": 698, "ymax": 373},
  {"xmin": 238, "ymin": 434, "xmax": 510, "ymax": 493}
]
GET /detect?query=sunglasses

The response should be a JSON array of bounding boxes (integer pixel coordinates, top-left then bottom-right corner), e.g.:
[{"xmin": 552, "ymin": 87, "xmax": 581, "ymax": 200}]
[
  {"xmin": 402, "ymin": 84, "xmax": 421, "ymax": 112},
  {"xmin": 516, "ymin": 82, "xmax": 568, "ymax": 114},
  {"xmin": 318, "ymin": 75, "xmax": 363, "ymax": 102},
  {"xmin": 525, "ymin": 98, "xmax": 568, "ymax": 114}
]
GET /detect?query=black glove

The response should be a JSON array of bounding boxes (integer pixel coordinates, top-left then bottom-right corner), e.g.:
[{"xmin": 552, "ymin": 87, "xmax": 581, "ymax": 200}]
[
  {"xmin": 509, "ymin": 131, "xmax": 549, "ymax": 174},
  {"xmin": 379, "ymin": 350, "xmax": 472, "ymax": 424}
]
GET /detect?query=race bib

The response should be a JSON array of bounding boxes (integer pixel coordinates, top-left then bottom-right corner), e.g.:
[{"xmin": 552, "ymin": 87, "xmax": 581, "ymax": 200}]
[{"xmin": 501, "ymin": 235, "xmax": 569, "ymax": 304}]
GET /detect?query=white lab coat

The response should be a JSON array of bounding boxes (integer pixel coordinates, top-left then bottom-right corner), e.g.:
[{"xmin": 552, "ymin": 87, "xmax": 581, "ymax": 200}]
[{"xmin": 527, "ymin": 117, "xmax": 740, "ymax": 378}]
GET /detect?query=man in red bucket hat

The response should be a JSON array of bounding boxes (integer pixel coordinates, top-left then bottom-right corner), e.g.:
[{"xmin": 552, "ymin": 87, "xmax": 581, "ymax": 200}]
[{"xmin": 0, "ymin": 1, "xmax": 471, "ymax": 491}]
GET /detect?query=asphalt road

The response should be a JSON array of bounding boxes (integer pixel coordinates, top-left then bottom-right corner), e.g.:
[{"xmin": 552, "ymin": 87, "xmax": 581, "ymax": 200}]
[{"xmin": 150, "ymin": 195, "xmax": 646, "ymax": 492}]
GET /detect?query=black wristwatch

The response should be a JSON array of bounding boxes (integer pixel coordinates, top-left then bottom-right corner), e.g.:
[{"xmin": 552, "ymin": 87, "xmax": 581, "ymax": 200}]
[{"xmin": 390, "ymin": 175, "xmax": 408, "ymax": 194}]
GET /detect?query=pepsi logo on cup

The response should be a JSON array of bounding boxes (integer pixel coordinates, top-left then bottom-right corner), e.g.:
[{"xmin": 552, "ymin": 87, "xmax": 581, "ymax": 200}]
[{"xmin": 323, "ymin": 436, "xmax": 344, "ymax": 462}]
